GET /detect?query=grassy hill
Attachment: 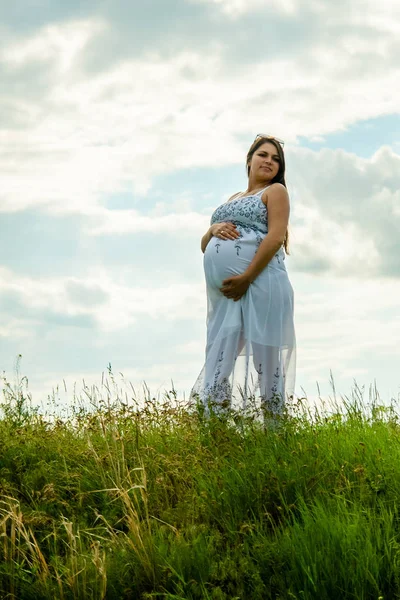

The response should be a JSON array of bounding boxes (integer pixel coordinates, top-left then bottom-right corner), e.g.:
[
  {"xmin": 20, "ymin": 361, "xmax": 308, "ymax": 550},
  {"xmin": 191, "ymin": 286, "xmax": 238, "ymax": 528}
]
[{"xmin": 0, "ymin": 371, "xmax": 399, "ymax": 599}]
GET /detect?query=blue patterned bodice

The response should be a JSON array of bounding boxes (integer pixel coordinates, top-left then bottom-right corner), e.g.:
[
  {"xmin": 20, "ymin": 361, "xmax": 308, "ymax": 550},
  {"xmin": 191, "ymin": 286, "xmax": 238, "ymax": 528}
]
[{"xmin": 210, "ymin": 194, "xmax": 268, "ymax": 234}]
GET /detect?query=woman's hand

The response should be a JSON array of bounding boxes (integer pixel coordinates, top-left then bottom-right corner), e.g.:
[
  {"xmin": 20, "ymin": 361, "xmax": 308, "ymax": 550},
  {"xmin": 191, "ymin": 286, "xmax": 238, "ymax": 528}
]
[
  {"xmin": 220, "ymin": 274, "xmax": 251, "ymax": 301},
  {"xmin": 210, "ymin": 222, "xmax": 240, "ymax": 240}
]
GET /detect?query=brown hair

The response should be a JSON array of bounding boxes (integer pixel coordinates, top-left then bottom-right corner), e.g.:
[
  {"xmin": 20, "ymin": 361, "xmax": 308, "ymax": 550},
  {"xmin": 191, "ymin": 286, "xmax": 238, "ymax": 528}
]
[{"xmin": 246, "ymin": 137, "xmax": 290, "ymax": 254}]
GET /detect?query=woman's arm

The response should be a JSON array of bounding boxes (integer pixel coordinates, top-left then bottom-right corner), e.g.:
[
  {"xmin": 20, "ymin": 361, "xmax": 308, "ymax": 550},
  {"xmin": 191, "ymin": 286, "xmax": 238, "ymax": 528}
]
[
  {"xmin": 201, "ymin": 222, "xmax": 240, "ymax": 253},
  {"xmin": 220, "ymin": 185, "xmax": 290, "ymax": 301},
  {"xmin": 244, "ymin": 184, "xmax": 290, "ymax": 282},
  {"xmin": 201, "ymin": 227, "xmax": 214, "ymax": 253}
]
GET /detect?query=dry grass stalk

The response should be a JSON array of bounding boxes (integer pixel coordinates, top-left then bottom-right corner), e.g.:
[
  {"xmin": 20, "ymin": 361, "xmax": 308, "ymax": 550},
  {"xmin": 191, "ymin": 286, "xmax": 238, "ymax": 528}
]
[{"xmin": 0, "ymin": 496, "xmax": 51, "ymax": 596}]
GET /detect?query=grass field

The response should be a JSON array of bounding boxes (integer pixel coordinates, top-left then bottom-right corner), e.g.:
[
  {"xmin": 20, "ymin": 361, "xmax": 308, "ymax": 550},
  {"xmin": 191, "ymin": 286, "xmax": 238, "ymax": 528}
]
[{"xmin": 0, "ymin": 367, "xmax": 399, "ymax": 599}]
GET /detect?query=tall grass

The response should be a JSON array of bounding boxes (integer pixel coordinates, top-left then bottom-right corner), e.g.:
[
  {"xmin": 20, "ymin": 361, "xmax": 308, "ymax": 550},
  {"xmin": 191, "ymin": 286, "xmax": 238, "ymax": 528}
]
[{"xmin": 1, "ymin": 366, "xmax": 400, "ymax": 598}]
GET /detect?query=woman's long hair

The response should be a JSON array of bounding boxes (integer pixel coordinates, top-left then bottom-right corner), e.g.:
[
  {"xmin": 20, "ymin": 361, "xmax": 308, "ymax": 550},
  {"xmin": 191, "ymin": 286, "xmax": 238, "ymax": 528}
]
[{"xmin": 246, "ymin": 137, "xmax": 290, "ymax": 254}]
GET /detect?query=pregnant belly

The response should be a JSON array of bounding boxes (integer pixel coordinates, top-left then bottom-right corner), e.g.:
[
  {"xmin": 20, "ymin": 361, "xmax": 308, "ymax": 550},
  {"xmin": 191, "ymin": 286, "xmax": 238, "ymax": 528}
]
[{"xmin": 204, "ymin": 233, "xmax": 259, "ymax": 289}]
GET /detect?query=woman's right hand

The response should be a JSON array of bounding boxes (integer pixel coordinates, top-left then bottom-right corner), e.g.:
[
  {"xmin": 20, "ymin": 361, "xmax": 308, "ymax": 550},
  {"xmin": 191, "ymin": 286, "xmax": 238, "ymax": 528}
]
[{"xmin": 210, "ymin": 222, "xmax": 240, "ymax": 240}]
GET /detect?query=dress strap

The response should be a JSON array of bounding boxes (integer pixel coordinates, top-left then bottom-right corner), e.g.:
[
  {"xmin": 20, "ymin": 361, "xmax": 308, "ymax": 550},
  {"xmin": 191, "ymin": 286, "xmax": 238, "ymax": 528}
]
[
  {"xmin": 228, "ymin": 185, "xmax": 272, "ymax": 203},
  {"xmin": 254, "ymin": 185, "xmax": 272, "ymax": 196}
]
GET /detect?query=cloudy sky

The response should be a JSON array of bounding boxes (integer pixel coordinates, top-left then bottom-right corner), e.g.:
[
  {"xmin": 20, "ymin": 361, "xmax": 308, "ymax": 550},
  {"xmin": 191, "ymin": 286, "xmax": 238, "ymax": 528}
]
[{"xmin": 1, "ymin": 0, "xmax": 399, "ymax": 412}]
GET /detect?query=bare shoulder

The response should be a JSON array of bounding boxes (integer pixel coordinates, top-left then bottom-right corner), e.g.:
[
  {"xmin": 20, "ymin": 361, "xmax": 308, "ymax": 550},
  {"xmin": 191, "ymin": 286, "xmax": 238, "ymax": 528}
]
[{"xmin": 261, "ymin": 183, "xmax": 289, "ymax": 207}]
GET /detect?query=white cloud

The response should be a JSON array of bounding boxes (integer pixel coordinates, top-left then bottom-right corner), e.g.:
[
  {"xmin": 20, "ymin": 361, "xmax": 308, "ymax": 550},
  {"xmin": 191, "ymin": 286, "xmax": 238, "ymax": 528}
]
[
  {"xmin": 187, "ymin": 0, "xmax": 297, "ymax": 17},
  {"xmin": 291, "ymin": 210, "xmax": 381, "ymax": 277},
  {"xmin": 3, "ymin": 267, "xmax": 399, "ymax": 407},
  {"xmin": 188, "ymin": 0, "xmax": 400, "ymax": 23},
  {"xmin": 2, "ymin": 19, "xmax": 106, "ymax": 72},
  {"xmin": 0, "ymin": 266, "xmax": 205, "ymax": 333},
  {"xmin": 291, "ymin": 272, "xmax": 400, "ymax": 403},
  {"xmin": 84, "ymin": 207, "xmax": 210, "ymax": 236},
  {"xmin": 287, "ymin": 146, "xmax": 400, "ymax": 277},
  {"xmin": 0, "ymin": 318, "xmax": 32, "ymax": 340},
  {"xmin": 1, "ymin": 7, "xmax": 400, "ymax": 216}
]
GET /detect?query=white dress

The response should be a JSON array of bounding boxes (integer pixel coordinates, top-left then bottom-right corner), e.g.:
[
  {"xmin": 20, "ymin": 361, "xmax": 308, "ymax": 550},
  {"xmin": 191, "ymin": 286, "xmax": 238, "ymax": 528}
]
[{"xmin": 191, "ymin": 186, "xmax": 296, "ymax": 413}]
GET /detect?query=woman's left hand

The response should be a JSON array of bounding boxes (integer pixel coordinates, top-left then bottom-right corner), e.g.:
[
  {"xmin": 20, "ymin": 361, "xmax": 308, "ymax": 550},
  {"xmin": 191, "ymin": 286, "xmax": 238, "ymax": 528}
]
[{"xmin": 220, "ymin": 274, "xmax": 251, "ymax": 301}]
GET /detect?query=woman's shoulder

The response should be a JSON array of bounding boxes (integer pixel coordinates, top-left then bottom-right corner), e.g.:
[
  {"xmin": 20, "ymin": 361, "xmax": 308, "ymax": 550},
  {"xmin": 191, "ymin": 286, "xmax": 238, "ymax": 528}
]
[
  {"xmin": 262, "ymin": 183, "xmax": 289, "ymax": 206},
  {"xmin": 267, "ymin": 182, "xmax": 287, "ymax": 193}
]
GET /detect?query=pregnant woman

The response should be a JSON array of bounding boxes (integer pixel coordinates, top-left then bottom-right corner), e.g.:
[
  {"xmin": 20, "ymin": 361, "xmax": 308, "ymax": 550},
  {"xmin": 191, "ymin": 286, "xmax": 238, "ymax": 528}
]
[{"xmin": 191, "ymin": 134, "xmax": 296, "ymax": 415}]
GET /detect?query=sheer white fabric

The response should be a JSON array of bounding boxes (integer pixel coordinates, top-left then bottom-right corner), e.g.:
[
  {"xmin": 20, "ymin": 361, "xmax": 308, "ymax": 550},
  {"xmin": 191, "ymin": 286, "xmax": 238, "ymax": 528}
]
[{"xmin": 191, "ymin": 186, "xmax": 296, "ymax": 413}]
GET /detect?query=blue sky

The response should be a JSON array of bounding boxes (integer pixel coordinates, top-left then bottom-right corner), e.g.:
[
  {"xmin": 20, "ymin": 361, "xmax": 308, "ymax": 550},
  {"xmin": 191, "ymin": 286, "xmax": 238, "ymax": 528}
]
[{"xmin": 1, "ymin": 0, "xmax": 400, "ymax": 412}]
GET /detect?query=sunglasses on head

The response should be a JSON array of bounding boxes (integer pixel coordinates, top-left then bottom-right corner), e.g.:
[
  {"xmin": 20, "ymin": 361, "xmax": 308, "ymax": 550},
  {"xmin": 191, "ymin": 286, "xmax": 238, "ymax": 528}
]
[{"xmin": 254, "ymin": 134, "xmax": 285, "ymax": 147}]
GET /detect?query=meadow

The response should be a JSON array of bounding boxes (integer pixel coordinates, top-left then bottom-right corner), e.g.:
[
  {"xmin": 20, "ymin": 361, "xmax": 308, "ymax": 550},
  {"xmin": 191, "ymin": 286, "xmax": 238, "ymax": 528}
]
[{"xmin": 1, "ymin": 367, "xmax": 400, "ymax": 599}]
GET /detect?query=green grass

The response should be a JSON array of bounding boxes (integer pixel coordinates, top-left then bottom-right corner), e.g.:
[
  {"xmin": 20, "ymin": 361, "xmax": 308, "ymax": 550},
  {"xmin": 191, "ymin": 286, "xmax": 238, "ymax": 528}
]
[{"xmin": 1, "ymin": 367, "xmax": 400, "ymax": 599}]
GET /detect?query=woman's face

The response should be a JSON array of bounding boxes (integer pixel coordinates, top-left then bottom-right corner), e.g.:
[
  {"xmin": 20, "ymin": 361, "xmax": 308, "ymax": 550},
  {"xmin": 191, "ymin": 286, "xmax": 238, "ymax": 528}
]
[{"xmin": 248, "ymin": 141, "xmax": 281, "ymax": 181}]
